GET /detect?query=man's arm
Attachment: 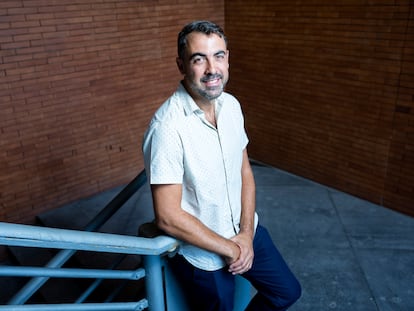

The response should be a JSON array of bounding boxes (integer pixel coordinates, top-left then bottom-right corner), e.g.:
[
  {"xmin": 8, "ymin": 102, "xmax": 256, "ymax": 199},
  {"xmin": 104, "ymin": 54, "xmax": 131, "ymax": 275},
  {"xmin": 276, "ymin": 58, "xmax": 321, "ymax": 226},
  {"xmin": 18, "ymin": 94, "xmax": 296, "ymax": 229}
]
[
  {"xmin": 228, "ymin": 149, "xmax": 256, "ymax": 274},
  {"xmin": 151, "ymin": 183, "xmax": 241, "ymax": 265},
  {"xmin": 240, "ymin": 148, "xmax": 256, "ymax": 237}
]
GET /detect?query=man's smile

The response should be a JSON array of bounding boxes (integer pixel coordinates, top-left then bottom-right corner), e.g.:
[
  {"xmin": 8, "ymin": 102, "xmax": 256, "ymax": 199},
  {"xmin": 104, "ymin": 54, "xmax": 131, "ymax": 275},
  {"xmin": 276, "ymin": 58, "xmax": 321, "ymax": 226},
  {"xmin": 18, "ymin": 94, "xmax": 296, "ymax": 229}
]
[
  {"xmin": 204, "ymin": 78, "xmax": 221, "ymax": 88},
  {"xmin": 202, "ymin": 74, "xmax": 223, "ymax": 88}
]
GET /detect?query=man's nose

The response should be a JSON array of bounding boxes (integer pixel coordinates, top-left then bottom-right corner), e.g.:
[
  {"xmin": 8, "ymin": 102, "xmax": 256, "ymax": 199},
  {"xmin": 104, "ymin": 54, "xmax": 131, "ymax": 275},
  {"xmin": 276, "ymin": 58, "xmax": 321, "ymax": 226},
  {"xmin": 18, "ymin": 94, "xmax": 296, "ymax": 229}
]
[{"xmin": 205, "ymin": 58, "xmax": 217, "ymax": 74}]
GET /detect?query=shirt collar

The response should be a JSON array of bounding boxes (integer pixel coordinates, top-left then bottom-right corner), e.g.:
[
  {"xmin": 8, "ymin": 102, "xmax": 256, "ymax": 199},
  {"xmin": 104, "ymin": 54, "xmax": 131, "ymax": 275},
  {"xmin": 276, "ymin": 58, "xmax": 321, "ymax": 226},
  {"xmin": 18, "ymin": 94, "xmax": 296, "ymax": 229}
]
[
  {"xmin": 177, "ymin": 82, "xmax": 224, "ymax": 117},
  {"xmin": 177, "ymin": 82, "xmax": 201, "ymax": 117}
]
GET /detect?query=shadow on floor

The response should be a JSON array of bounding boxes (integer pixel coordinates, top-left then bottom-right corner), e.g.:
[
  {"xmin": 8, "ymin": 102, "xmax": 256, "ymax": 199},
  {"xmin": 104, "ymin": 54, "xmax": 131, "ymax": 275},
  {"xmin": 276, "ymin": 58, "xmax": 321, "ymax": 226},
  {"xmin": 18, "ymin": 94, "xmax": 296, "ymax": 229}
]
[
  {"xmin": 251, "ymin": 162, "xmax": 414, "ymax": 311},
  {"xmin": 7, "ymin": 161, "xmax": 413, "ymax": 310}
]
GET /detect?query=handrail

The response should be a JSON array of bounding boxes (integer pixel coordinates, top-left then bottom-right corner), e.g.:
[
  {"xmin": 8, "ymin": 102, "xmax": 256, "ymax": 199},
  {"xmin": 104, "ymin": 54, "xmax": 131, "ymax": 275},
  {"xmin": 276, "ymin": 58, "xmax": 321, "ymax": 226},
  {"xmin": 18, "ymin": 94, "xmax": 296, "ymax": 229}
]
[
  {"xmin": 6, "ymin": 169, "xmax": 148, "ymax": 305},
  {"xmin": 0, "ymin": 169, "xmax": 252, "ymax": 311},
  {"xmin": 0, "ymin": 222, "xmax": 178, "ymax": 256},
  {"xmin": 0, "ymin": 302, "xmax": 148, "ymax": 311},
  {"xmin": 0, "ymin": 266, "xmax": 145, "ymax": 280},
  {"xmin": 0, "ymin": 221, "xmax": 179, "ymax": 311},
  {"xmin": 0, "ymin": 169, "xmax": 181, "ymax": 310}
]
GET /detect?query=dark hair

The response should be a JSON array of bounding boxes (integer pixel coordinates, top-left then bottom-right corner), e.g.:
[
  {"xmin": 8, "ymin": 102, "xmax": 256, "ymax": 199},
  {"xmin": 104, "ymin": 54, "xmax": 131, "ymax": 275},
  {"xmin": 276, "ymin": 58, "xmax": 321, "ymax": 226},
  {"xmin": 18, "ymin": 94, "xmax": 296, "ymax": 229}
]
[{"xmin": 177, "ymin": 21, "xmax": 227, "ymax": 60}]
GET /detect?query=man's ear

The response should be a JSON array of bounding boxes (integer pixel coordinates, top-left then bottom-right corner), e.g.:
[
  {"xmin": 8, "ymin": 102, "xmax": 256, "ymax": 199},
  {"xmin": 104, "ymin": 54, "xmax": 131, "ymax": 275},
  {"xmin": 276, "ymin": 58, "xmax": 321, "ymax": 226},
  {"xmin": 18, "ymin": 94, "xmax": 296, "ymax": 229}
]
[{"xmin": 176, "ymin": 57, "xmax": 185, "ymax": 74}]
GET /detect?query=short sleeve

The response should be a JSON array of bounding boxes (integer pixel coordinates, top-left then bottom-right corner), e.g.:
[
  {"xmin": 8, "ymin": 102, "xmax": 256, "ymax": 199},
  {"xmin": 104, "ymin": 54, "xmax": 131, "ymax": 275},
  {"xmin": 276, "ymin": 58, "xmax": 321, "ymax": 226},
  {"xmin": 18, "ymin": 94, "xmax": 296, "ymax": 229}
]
[{"xmin": 142, "ymin": 121, "xmax": 183, "ymax": 184}]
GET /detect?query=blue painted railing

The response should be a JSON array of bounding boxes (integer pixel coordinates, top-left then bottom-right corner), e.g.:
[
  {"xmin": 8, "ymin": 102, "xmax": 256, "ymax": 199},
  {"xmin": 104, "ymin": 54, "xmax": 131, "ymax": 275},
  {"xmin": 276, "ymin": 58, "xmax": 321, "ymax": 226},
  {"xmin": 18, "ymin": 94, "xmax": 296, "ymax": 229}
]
[
  {"xmin": 1, "ymin": 170, "xmax": 150, "ymax": 307},
  {"xmin": 0, "ymin": 170, "xmax": 252, "ymax": 310},
  {"xmin": 0, "ymin": 221, "xmax": 179, "ymax": 311}
]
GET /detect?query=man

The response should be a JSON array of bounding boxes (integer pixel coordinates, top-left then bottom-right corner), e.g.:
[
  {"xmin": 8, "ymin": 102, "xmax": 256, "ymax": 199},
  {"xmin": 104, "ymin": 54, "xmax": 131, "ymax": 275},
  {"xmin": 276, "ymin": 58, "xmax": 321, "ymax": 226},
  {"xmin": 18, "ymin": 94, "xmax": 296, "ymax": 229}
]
[{"xmin": 142, "ymin": 20, "xmax": 301, "ymax": 311}]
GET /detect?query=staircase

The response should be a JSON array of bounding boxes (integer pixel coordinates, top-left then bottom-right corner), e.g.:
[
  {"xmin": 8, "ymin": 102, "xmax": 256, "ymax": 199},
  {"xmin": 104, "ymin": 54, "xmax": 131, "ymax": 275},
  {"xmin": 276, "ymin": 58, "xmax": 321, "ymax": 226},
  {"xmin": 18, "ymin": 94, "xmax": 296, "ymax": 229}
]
[{"xmin": 2, "ymin": 178, "xmax": 155, "ymax": 305}]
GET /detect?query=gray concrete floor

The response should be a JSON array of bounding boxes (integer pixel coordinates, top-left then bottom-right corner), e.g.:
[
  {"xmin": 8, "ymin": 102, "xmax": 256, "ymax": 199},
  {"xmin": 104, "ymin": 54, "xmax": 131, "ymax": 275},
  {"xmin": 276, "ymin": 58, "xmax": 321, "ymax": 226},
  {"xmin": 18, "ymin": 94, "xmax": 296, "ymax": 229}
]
[
  {"xmin": 38, "ymin": 161, "xmax": 414, "ymax": 311},
  {"xmin": 251, "ymin": 162, "xmax": 414, "ymax": 311}
]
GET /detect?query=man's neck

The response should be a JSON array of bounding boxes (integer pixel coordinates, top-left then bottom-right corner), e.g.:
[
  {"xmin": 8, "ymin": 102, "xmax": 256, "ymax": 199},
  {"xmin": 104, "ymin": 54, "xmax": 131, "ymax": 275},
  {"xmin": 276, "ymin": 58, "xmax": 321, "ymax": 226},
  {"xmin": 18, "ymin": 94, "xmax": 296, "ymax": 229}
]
[{"xmin": 182, "ymin": 80, "xmax": 216, "ymax": 113}]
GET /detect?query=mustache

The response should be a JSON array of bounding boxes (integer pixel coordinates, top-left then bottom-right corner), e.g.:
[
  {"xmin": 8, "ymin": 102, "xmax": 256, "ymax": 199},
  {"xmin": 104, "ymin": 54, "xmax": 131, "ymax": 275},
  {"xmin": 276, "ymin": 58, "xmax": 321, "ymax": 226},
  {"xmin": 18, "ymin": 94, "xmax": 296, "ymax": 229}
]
[{"xmin": 201, "ymin": 73, "xmax": 223, "ymax": 83}]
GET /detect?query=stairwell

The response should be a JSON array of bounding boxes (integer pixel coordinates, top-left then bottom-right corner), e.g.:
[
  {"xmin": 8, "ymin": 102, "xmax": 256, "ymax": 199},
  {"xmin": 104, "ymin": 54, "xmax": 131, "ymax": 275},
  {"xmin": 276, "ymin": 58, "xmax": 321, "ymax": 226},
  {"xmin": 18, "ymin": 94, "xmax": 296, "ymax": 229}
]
[{"xmin": 1, "ymin": 181, "xmax": 155, "ymax": 305}]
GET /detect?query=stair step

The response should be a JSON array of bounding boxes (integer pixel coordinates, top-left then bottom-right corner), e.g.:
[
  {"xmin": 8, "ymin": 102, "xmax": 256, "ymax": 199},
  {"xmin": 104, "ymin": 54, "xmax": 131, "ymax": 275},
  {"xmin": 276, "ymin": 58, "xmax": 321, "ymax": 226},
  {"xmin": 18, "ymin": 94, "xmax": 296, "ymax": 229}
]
[
  {"xmin": 4, "ymin": 180, "xmax": 154, "ymax": 303},
  {"xmin": 37, "ymin": 182, "xmax": 154, "ymax": 236},
  {"xmin": 36, "ymin": 181, "xmax": 154, "ymax": 269}
]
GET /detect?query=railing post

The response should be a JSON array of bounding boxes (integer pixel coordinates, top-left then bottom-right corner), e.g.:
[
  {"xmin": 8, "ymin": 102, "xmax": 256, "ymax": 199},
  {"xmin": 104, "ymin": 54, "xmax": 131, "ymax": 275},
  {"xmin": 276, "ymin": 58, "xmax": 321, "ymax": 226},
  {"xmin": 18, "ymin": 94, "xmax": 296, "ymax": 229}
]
[{"xmin": 143, "ymin": 255, "xmax": 166, "ymax": 311}]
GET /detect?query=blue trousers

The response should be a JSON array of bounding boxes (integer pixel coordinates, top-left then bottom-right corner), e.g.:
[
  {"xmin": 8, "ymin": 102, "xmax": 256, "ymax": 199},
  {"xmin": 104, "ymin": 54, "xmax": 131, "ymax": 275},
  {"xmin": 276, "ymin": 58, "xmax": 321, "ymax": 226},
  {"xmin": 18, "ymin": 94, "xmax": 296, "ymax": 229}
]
[{"xmin": 168, "ymin": 225, "xmax": 301, "ymax": 311}]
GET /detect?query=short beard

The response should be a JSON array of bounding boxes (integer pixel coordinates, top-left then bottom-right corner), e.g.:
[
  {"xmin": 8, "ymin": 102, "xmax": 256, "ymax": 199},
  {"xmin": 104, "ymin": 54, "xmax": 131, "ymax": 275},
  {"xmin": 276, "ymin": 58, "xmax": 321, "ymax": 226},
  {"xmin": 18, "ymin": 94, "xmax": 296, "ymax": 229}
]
[
  {"xmin": 195, "ymin": 85, "xmax": 224, "ymax": 101},
  {"xmin": 191, "ymin": 73, "xmax": 227, "ymax": 101}
]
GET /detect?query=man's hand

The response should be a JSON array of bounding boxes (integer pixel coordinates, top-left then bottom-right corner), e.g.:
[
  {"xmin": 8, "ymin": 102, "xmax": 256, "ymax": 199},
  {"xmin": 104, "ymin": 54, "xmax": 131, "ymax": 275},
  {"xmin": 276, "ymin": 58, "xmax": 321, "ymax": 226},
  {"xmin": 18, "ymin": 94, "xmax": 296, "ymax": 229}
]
[{"xmin": 227, "ymin": 232, "xmax": 254, "ymax": 275}]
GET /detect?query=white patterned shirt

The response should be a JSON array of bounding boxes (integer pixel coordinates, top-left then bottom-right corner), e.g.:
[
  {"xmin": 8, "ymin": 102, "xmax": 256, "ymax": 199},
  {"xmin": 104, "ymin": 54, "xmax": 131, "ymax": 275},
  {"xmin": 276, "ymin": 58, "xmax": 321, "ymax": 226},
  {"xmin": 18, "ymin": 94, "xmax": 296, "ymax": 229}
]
[{"xmin": 142, "ymin": 83, "xmax": 258, "ymax": 271}]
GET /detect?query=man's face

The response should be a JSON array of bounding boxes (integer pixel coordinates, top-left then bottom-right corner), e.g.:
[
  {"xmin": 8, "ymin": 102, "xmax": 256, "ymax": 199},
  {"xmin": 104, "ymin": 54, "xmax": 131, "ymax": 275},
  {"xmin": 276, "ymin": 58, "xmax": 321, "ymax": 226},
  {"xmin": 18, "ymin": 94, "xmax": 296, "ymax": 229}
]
[{"xmin": 177, "ymin": 32, "xmax": 229, "ymax": 103}]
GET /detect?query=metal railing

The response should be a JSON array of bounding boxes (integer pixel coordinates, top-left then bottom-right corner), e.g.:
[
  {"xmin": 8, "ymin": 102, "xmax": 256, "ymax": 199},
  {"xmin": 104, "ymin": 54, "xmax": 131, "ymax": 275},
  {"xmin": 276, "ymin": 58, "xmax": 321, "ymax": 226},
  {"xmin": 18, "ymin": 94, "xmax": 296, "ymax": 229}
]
[
  {"xmin": 0, "ymin": 170, "xmax": 179, "ymax": 311},
  {"xmin": 0, "ymin": 169, "xmax": 252, "ymax": 311},
  {"xmin": 0, "ymin": 222, "xmax": 179, "ymax": 311}
]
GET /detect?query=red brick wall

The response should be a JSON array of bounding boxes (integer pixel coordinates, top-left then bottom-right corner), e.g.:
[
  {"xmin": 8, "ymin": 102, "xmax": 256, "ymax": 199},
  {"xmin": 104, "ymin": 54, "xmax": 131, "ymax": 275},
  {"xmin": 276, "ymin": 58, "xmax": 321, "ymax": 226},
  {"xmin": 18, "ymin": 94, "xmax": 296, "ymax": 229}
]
[
  {"xmin": 1, "ymin": 0, "xmax": 413, "ymax": 225},
  {"xmin": 225, "ymin": 1, "xmax": 414, "ymax": 215},
  {"xmin": 384, "ymin": 7, "xmax": 414, "ymax": 215},
  {"xmin": 0, "ymin": 0, "xmax": 224, "ymax": 223}
]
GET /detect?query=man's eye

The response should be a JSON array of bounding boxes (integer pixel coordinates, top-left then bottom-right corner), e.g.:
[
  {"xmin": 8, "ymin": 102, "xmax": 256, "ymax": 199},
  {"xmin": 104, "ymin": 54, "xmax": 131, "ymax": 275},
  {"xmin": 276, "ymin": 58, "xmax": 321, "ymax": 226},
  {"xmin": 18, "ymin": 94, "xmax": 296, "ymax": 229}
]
[{"xmin": 192, "ymin": 57, "xmax": 205, "ymax": 64}]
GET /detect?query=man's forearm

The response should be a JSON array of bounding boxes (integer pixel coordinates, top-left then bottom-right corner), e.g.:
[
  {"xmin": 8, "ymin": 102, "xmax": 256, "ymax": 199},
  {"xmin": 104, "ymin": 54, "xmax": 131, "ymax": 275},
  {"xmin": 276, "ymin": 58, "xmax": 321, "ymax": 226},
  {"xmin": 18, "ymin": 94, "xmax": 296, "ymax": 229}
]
[
  {"xmin": 239, "ymin": 150, "xmax": 256, "ymax": 238},
  {"xmin": 152, "ymin": 183, "xmax": 241, "ymax": 262},
  {"xmin": 161, "ymin": 210, "xmax": 238, "ymax": 257}
]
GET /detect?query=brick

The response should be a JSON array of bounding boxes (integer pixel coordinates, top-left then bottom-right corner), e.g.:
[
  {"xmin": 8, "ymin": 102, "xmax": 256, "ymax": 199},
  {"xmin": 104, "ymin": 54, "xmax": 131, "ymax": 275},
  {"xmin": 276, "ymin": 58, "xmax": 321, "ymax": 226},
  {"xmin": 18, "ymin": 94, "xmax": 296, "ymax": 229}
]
[
  {"xmin": 226, "ymin": 0, "xmax": 413, "ymax": 216},
  {"xmin": 2, "ymin": 0, "xmax": 413, "ymax": 225},
  {"xmin": 1, "ymin": 40, "xmax": 30, "ymax": 49}
]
